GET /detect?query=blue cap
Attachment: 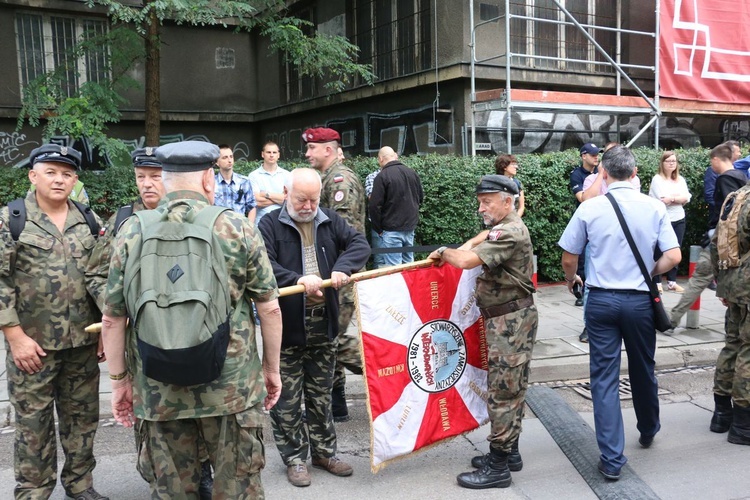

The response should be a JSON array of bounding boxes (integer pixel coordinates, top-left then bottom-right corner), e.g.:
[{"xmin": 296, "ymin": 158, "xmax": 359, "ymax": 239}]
[
  {"xmin": 29, "ymin": 144, "xmax": 82, "ymax": 170},
  {"xmin": 579, "ymin": 143, "xmax": 601, "ymax": 156},
  {"xmin": 131, "ymin": 147, "xmax": 161, "ymax": 168},
  {"xmin": 156, "ymin": 141, "xmax": 220, "ymax": 172}
]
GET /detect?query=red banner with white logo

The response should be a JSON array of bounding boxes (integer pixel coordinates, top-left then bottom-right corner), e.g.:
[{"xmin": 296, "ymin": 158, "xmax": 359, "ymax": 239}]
[
  {"xmin": 356, "ymin": 265, "xmax": 488, "ymax": 472},
  {"xmin": 660, "ymin": 0, "xmax": 750, "ymax": 103}
]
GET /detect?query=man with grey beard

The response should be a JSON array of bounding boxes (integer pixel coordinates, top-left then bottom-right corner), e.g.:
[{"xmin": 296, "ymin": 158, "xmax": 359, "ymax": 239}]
[{"xmin": 257, "ymin": 168, "xmax": 370, "ymax": 487}]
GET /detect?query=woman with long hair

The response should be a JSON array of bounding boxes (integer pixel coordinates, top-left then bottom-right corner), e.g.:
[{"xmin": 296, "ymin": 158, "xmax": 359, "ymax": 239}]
[{"xmin": 649, "ymin": 151, "xmax": 691, "ymax": 293}]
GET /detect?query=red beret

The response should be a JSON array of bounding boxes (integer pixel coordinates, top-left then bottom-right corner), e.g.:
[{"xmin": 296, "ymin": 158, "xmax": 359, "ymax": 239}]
[{"xmin": 302, "ymin": 127, "xmax": 341, "ymax": 144}]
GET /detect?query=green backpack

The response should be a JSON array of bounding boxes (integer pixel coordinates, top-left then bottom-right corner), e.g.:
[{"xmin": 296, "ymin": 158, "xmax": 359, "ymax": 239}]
[{"xmin": 123, "ymin": 204, "xmax": 233, "ymax": 386}]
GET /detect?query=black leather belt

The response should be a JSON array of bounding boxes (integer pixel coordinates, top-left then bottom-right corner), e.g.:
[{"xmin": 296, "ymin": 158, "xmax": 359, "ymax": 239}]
[
  {"xmin": 307, "ymin": 305, "xmax": 327, "ymax": 318},
  {"xmin": 480, "ymin": 295, "xmax": 534, "ymax": 320}
]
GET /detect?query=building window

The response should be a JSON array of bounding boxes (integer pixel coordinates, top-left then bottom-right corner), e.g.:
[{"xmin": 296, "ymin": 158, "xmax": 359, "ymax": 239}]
[
  {"xmin": 508, "ymin": 0, "xmax": 616, "ymax": 73},
  {"xmin": 15, "ymin": 13, "xmax": 109, "ymax": 97},
  {"xmin": 347, "ymin": 0, "xmax": 432, "ymax": 82},
  {"xmin": 282, "ymin": 7, "xmax": 317, "ymax": 103}
]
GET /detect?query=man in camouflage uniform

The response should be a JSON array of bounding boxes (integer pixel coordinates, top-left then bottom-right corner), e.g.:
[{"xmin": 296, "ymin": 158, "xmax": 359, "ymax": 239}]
[
  {"xmin": 258, "ymin": 168, "xmax": 370, "ymax": 487},
  {"xmin": 0, "ymin": 144, "xmax": 108, "ymax": 499},
  {"xmin": 100, "ymin": 141, "xmax": 283, "ymax": 498},
  {"xmin": 304, "ymin": 127, "xmax": 366, "ymax": 422},
  {"xmin": 711, "ymin": 182, "xmax": 750, "ymax": 446},
  {"xmin": 85, "ymin": 148, "xmax": 217, "ymax": 498},
  {"xmin": 429, "ymin": 175, "xmax": 537, "ymax": 489}
]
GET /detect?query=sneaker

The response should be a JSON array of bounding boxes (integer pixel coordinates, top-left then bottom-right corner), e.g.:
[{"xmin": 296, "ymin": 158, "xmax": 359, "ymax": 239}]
[
  {"xmin": 578, "ymin": 328, "xmax": 588, "ymax": 343},
  {"xmin": 65, "ymin": 488, "xmax": 109, "ymax": 500},
  {"xmin": 656, "ymin": 283, "xmax": 663, "ymax": 295},
  {"xmin": 597, "ymin": 461, "xmax": 621, "ymax": 481},
  {"xmin": 312, "ymin": 456, "xmax": 353, "ymax": 477},
  {"xmin": 287, "ymin": 463, "xmax": 311, "ymax": 487},
  {"xmin": 667, "ymin": 282, "xmax": 684, "ymax": 293}
]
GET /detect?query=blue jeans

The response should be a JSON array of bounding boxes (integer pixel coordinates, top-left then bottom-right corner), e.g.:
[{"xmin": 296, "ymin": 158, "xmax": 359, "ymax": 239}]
[
  {"xmin": 373, "ymin": 230, "xmax": 415, "ymax": 268},
  {"xmin": 586, "ymin": 288, "xmax": 661, "ymax": 471}
]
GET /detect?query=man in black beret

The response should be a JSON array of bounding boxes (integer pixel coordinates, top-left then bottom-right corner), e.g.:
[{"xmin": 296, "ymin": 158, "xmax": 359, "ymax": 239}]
[
  {"xmin": 0, "ymin": 144, "xmax": 108, "ymax": 499},
  {"xmin": 429, "ymin": 174, "xmax": 537, "ymax": 489},
  {"xmin": 100, "ymin": 141, "xmax": 282, "ymax": 497}
]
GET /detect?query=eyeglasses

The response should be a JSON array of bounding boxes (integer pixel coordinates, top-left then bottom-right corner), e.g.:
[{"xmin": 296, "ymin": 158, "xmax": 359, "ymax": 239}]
[{"xmin": 664, "ymin": 159, "xmax": 677, "ymax": 163}]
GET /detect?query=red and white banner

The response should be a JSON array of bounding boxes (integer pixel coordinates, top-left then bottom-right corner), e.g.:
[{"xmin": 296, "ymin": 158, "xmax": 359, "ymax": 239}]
[
  {"xmin": 356, "ymin": 264, "xmax": 488, "ymax": 472},
  {"xmin": 660, "ymin": 0, "xmax": 750, "ymax": 103}
]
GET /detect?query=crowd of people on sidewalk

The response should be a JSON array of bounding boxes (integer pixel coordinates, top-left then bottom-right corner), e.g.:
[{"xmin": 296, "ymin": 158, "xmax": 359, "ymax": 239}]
[{"xmin": 1, "ymin": 133, "xmax": 748, "ymax": 499}]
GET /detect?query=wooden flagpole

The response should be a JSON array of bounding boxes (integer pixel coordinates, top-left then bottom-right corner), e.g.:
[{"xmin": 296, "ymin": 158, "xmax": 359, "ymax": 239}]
[{"xmin": 86, "ymin": 258, "xmax": 438, "ymax": 333}]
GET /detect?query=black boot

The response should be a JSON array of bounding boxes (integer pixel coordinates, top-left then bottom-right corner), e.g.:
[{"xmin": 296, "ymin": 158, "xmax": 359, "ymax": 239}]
[
  {"xmin": 332, "ymin": 385, "xmax": 350, "ymax": 422},
  {"xmin": 471, "ymin": 440, "xmax": 523, "ymax": 471},
  {"xmin": 727, "ymin": 405, "xmax": 750, "ymax": 445},
  {"xmin": 198, "ymin": 460, "xmax": 213, "ymax": 500},
  {"xmin": 710, "ymin": 394, "xmax": 733, "ymax": 433},
  {"xmin": 458, "ymin": 448, "xmax": 512, "ymax": 489}
]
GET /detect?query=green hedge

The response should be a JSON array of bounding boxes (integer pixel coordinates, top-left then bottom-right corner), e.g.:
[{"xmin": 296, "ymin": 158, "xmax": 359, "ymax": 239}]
[{"xmin": 1, "ymin": 147, "xmax": 717, "ymax": 282}]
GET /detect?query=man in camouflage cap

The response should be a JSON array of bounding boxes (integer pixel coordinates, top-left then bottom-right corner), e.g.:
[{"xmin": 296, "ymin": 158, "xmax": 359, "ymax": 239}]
[
  {"xmin": 0, "ymin": 144, "xmax": 108, "ymax": 499},
  {"xmin": 303, "ymin": 127, "xmax": 366, "ymax": 422},
  {"xmin": 429, "ymin": 174, "xmax": 537, "ymax": 489},
  {"xmin": 100, "ymin": 140, "xmax": 282, "ymax": 498}
]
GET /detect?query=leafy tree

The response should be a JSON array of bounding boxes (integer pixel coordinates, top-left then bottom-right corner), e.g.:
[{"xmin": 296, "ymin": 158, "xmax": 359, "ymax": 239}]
[{"xmin": 17, "ymin": 0, "xmax": 374, "ymax": 155}]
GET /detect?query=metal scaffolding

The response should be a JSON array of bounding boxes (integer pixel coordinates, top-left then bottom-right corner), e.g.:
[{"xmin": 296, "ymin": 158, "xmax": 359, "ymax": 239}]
[{"xmin": 468, "ymin": 0, "xmax": 661, "ymax": 155}]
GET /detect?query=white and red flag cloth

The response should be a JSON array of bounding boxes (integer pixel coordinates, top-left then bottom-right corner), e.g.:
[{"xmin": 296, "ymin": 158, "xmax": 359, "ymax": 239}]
[{"xmin": 355, "ymin": 264, "xmax": 489, "ymax": 472}]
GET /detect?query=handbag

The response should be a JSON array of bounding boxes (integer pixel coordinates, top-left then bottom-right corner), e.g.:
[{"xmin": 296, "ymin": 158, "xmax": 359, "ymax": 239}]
[{"xmin": 605, "ymin": 193, "xmax": 673, "ymax": 332}]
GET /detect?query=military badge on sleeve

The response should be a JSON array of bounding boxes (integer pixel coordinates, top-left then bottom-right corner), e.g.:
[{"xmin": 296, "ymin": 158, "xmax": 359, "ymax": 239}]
[
  {"xmin": 488, "ymin": 229, "xmax": 503, "ymax": 241},
  {"xmin": 334, "ymin": 190, "xmax": 345, "ymax": 202},
  {"xmin": 333, "ymin": 175, "xmax": 344, "ymax": 183}
]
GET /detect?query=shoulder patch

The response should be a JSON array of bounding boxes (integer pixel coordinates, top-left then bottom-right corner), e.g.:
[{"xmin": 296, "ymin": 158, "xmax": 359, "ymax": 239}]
[
  {"xmin": 488, "ymin": 229, "xmax": 503, "ymax": 241},
  {"xmin": 334, "ymin": 190, "xmax": 345, "ymax": 202},
  {"xmin": 99, "ymin": 226, "xmax": 107, "ymax": 237},
  {"xmin": 334, "ymin": 175, "xmax": 345, "ymax": 183},
  {"xmin": 0, "ymin": 220, "xmax": 3, "ymax": 230}
]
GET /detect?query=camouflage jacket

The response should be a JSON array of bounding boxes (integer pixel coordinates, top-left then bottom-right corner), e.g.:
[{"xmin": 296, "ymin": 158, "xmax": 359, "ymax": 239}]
[
  {"xmin": 472, "ymin": 211, "xmax": 536, "ymax": 308},
  {"xmin": 712, "ymin": 184, "xmax": 750, "ymax": 304},
  {"xmin": 104, "ymin": 190, "xmax": 279, "ymax": 421},
  {"xmin": 85, "ymin": 199, "xmax": 146, "ymax": 312},
  {"xmin": 0, "ymin": 192, "xmax": 102, "ymax": 350},
  {"xmin": 321, "ymin": 160, "xmax": 366, "ymax": 234}
]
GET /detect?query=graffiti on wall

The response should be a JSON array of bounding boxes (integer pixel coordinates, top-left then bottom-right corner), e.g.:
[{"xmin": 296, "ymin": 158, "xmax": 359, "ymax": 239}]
[
  {"xmin": 0, "ymin": 132, "xmax": 39, "ymax": 165},
  {"xmin": 265, "ymin": 104, "xmax": 455, "ymax": 159},
  {"xmin": 475, "ymin": 111, "xmax": 705, "ymax": 153}
]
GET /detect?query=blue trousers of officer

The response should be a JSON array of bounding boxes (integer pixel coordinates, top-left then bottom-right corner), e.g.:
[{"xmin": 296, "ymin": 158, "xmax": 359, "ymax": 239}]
[{"xmin": 586, "ymin": 288, "xmax": 661, "ymax": 471}]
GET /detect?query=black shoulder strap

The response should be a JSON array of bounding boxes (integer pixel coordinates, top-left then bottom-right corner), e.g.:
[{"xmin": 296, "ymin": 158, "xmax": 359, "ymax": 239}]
[
  {"xmin": 113, "ymin": 204, "xmax": 134, "ymax": 237},
  {"xmin": 71, "ymin": 200, "xmax": 100, "ymax": 238},
  {"xmin": 605, "ymin": 193, "xmax": 659, "ymax": 300},
  {"xmin": 8, "ymin": 198, "xmax": 26, "ymax": 242}
]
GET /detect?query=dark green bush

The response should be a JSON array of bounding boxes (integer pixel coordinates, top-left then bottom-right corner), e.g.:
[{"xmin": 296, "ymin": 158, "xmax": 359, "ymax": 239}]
[{"xmin": 1, "ymin": 147, "xmax": 719, "ymax": 282}]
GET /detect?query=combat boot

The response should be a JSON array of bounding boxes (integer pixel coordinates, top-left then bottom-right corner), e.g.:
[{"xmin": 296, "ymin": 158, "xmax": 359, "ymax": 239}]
[
  {"xmin": 727, "ymin": 405, "xmax": 750, "ymax": 445},
  {"xmin": 710, "ymin": 394, "xmax": 733, "ymax": 433},
  {"xmin": 471, "ymin": 440, "xmax": 523, "ymax": 471},
  {"xmin": 332, "ymin": 385, "xmax": 350, "ymax": 422},
  {"xmin": 457, "ymin": 448, "xmax": 512, "ymax": 489}
]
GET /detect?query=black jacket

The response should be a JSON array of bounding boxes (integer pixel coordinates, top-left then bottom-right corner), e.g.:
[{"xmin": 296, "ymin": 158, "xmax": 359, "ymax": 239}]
[
  {"xmin": 258, "ymin": 205, "xmax": 370, "ymax": 347},
  {"xmin": 369, "ymin": 160, "xmax": 424, "ymax": 233}
]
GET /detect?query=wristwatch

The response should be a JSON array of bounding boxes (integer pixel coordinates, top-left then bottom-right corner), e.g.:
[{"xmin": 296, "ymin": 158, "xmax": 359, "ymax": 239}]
[
  {"xmin": 265, "ymin": 192, "xmax": 271, "ymax": 201},
  {"xmin": 436, "ymin": 246, "xmax": 448, "ymax": 256}
]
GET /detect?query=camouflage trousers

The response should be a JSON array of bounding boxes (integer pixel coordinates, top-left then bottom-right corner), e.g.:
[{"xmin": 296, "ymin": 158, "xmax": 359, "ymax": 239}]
[
  {"xmin": 334, "ymin": 288, "xmax": 363, "ymax": 390},
  {"xmin": 484, "ymin": 305, "xmax": 538, "ymax": 452},
  {"xmin": 670, "ymin": 248, "xmax": 713, "ymax": 326},
  {"xmin": 6, "ymin": 343, "xmax": 100, "ymax": 499},
  {"xmin": 135, "ymin": 405, "xmax": 266, "ymax": 500},
  {"xmin": 715, "ymin": 301, "xmax": 750, "ymax": 407},
  {"xmin": 270, "ymin": 316, "xmax": 338, "ymax": 465}
]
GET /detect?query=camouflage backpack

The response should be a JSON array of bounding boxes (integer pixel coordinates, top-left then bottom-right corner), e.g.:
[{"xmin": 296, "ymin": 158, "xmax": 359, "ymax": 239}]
[
  {"xmin": 123, "ymin": 204, "xmax": 233, "ymax": 386},
  {"xmin": 716, "ymin": 184, "xmax": 750, "ymax": 270}
]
